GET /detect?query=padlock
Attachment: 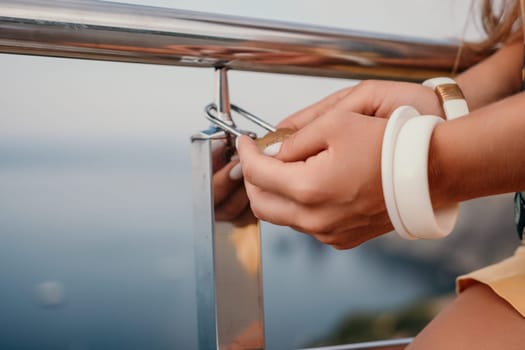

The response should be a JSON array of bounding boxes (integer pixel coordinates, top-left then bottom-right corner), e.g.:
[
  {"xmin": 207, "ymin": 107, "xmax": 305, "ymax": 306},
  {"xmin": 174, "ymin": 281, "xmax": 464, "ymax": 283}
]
[{"xmin": 205, "ymin": 103, "xmax": 294, "ymax": 154}]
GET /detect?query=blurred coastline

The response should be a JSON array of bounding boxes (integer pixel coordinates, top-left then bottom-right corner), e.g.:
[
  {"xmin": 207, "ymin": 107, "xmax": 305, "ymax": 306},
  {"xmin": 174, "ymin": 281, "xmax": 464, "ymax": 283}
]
[{"xmin": 0, "ymin": 139, "xmax": 519, "ymax": 349}]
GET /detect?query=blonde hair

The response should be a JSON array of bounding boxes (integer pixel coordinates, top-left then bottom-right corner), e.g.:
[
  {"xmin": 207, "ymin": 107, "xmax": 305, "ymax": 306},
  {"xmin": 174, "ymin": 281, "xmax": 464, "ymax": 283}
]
[{"xmin": 467, "ymin": 0, "xmax": 522, "ymax": 53}]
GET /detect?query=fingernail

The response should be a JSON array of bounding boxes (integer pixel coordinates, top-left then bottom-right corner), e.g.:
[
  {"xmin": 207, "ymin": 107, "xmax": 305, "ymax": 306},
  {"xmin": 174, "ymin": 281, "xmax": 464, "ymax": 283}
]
[
  {"xmin": 230, "ymin": 155, "xmax": 239, "ymax": 161},
  {"xmin": 235, "ymin": 136, "xmax": 240, "ymax": 150},
  {"xmin": 263, "ymin": 142, "xmax": 282, "ymax": 157},
  {"xmin": 229, "ymin": 163, "xmax": 243, "ymax": 180}
]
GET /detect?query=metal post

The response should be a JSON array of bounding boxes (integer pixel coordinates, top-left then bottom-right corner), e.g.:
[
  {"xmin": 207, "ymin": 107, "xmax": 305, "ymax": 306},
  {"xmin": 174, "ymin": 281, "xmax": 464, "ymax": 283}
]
[
  {"xmin": 192, "ymin": 69, "xmax": 265, "ymax": 350},
  {"xmin": 192, "ymin": 135, "xmax": 219, "ymax": 350}
]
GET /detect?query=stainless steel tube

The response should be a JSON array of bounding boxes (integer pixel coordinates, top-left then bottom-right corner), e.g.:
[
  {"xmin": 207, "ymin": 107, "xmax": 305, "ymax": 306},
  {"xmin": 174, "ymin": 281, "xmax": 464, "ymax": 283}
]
[
  {"xmin": 301, "ymin": 338, "xmax": 412, "ymax": 350},
  {"xmin": 0, "ymin": 0, "xmax": 485, "ymax": 81}
]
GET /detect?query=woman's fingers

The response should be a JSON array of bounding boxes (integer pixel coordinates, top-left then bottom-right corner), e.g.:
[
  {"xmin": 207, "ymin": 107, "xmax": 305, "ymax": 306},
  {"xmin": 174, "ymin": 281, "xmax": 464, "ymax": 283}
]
[
  {"xmin": 244, "ymin": 182, "xmax": 300, "ymax": 227},
  {"xmin": 244, "ymin": 187, "xmax": 334, "ymax": 233},
  {"xmin": 237, "ymin": 136, "xmax": 299, "ymax": 196},
  {"xmin": 327, "ymin": 214, "xmax": 393, "ymax": 249},
  {"xmin": 294, "ymin": 212, "xmax": 392, "ymax": 249},
  {"xmin": 245, "ymin": 178, "xmax": 392, "ymax": 248},
  {"xmin": 237, "ymin": 135, "xmax": 328, "ymax": 204},
  {"xmin": 277, "ymin": 86, "xmax": 353, "ymax": 130}
]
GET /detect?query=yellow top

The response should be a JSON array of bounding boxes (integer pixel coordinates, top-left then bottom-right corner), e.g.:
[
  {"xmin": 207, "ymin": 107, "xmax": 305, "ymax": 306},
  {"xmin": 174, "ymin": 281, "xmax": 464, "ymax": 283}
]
[{"xmin": 457, "ymin": 244, "xmax": 525, "ymax": 317}]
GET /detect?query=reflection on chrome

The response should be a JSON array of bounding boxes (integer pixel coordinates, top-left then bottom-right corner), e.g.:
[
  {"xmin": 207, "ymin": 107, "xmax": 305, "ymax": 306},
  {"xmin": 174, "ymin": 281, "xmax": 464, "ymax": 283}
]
[
  {"xmin": 0, "ymin": 0, "xmax": 488, "ymax": 81},
  {"xmin": 229, "ymin": 218, "xmax": 261, "ymax": 278},
  {"xmin": 192, "ymin": 131, "xmax": 265, "ymax": 350}
]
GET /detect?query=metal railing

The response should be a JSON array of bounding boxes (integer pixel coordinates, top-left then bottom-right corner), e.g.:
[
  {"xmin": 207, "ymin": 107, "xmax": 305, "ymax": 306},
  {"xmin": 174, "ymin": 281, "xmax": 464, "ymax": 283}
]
[
  {"xmin": 300, "ymin": 338, "xmax": 412, "ymax": 350},
  {"xmin": 0, "ymin": 1, "xmax": 486, "ymax": 349},
  {"xmin": 0, "ymin": 0, "xmax": 485, "ymax": 81}
]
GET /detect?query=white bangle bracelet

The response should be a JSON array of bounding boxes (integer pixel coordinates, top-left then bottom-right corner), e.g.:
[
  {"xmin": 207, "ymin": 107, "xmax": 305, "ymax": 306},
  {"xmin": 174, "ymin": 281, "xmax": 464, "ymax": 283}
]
[
  {"xmin": 393, "ymin": 115, "xmax": 459, "ymax": 239},
  {"xmin": 422, "ymin": 77, "xmax": 469, "ymax": 120},
  {"xmin": 381, "ymin": 106, "xmax": 419, "ymax": 240},
  {"xmin": 382, "ymin": 78, "xmax": 468, "ymax": 240}
]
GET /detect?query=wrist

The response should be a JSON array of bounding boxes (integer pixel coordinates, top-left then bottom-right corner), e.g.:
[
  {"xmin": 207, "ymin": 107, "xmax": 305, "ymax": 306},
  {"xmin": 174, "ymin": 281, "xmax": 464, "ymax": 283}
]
[
  {"xmin": 424, "ymin": 77, "xmax": 469, "ymax": 208},
  {"xmin": 428, "ymin": 95, "xmax": 525, "ymax": 205},
  {"xmin": 428, "ymin": 118, "xmax": 481, "ymax": 207},
  {"xmin": 428, "ymin": 122, "xmax": 454, "ymax": 208}
]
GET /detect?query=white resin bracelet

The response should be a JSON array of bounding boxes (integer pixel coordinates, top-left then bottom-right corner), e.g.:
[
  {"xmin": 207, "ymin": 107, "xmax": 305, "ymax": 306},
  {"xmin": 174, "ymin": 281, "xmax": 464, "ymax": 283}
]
[
  {"xmin": 423, "ymin": 77, "xmax": 469, "ymax": 120},
  {"xmin": 393, "ymin": 115, "xmax": 460, "ymax": 239},
  {"xmin": 382, "ymin": 78, "xmax": 468, "ymax": 240},
  {"xmin": 381, "ymin": 106, "xmax": 419, "ymax": 240}
]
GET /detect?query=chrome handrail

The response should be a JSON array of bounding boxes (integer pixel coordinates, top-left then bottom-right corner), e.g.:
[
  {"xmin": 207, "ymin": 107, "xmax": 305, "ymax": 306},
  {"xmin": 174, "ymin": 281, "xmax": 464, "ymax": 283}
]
[{"xmin": 0, "ymin": 0, "xmax": 486, "ymax": 81}]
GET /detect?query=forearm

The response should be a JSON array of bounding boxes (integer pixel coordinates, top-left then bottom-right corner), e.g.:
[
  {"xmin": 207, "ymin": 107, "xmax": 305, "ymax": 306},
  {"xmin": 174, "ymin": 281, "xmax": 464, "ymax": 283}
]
[
  {"xmin": 455, "ymin": 40, "xmax": 523, "ymax": 110},
  {"xmin": 429, "ymin": 92, "xmax": 525, "ymax": 206}
]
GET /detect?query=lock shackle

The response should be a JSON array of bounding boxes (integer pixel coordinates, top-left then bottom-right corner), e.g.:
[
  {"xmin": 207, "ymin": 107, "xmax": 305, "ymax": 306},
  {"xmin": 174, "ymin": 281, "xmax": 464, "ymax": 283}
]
[
  {"xmin": 230, "ymin": 104, "xmax": 277, "ymax": 133},
  {"xmin": 205, "ymin": 103, "xmax": 257, "ymax": 139}
]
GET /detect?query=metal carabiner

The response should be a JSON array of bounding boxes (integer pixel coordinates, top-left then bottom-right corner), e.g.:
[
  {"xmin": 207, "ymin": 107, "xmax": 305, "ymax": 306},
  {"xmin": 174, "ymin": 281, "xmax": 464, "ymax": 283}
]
[
  {"xmin": 205, "ymin": 103, "xmax": 258, "ymax": 139},
  {"xmin": 205, "ymin": 102, "xmax": 277, "ymax": 138},
  {"xmin": 206, "ymin": 103, "xmax": 294, "ymax": 153},
  {"xmin": 230, "ymin": 104, "xmax": 277, "ymax": 133},
  {"xmin": 205, "ymin": 67, "xmax": 292, "ymax": 152}
]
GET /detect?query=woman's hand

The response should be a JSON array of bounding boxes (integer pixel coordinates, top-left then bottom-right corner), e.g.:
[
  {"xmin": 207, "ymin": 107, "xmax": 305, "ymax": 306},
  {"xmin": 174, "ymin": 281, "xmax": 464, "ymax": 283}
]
[
  {"xmin": 234, "ymin": 80, "xmax": 442, "ymax": 249},
  {"xmin": 234, "ymin": 39, "xmax": 525, "ymax": 248},
  {"xmin": 237, "ymin": 111, "xmax": 393, "ymax": 249},
  {"xmin": 277, "ymin": 80, "xmax": 443, "ymax": 131}
]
